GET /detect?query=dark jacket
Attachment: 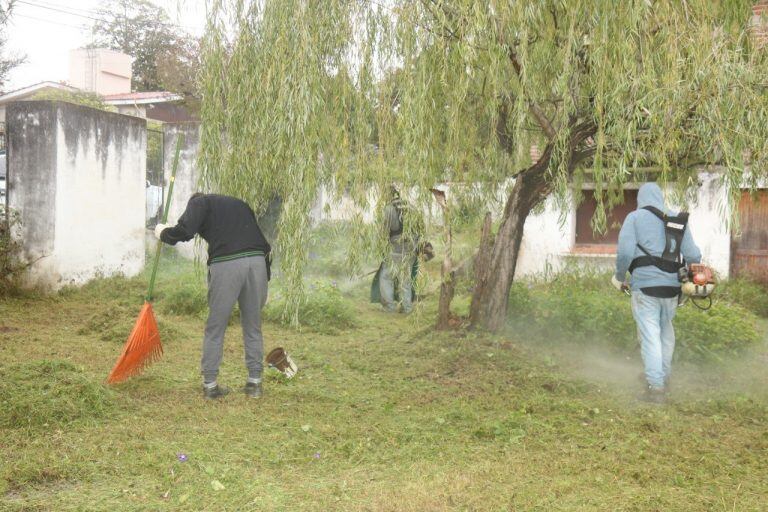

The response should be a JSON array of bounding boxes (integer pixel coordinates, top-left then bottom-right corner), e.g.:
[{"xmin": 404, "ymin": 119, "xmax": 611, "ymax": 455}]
[{"xmin": 161, "ymin": 194, "xmax": 270, "ymax": 266}]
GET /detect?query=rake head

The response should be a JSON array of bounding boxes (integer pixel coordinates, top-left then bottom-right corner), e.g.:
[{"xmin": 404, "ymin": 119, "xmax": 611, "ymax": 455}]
[{"xmin": 107, "ymin": 301, "xmax": 163, "ymax": 384}]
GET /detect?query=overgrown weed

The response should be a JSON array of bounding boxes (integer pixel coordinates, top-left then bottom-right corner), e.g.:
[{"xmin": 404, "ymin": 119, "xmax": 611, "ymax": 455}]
[
  {"xmin": 265, "ymin": 280, "xmax": 359, "ymax": 334},
  {"xmin": 506, "ymin": 271, "xmax": 761, "ymax": 361}
]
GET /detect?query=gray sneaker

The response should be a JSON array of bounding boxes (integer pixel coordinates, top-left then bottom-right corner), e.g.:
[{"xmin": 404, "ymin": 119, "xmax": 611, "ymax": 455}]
[
  {"xmin": 203, "ymin": 385, "xmax": 230, "ymax": 400},
  {"xmin": 243, "ymin": 382, "xmax": 262, "ymax": 398}
]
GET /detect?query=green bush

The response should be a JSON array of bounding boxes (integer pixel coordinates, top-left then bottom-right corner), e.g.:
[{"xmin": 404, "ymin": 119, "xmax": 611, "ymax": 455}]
[
  {"xmin": 508, "ymin": 272, "xmax": 761, "ymax": 361},
  {"xmin": 159, "ymin": 281, "xmax": 208, "ymax": 317},
  {"xmin": 510, "ymin": 281, "xmax": 637, "ymax": 352},
  {"xmin": 0, "ymin": 208, "xmax": 26, "ymax": 296},
  {"xmin": 0, "ymin": 360, "xmax": 113, "ymax": 429},
  {"xmin": 264, "ymin": 281, "xmax": 358, "ymax": 334},
  {"xmin": 717, "ymin": 278, "xmax": 768, "ymax": 318},
  {"xmin": 675, "ymin": 303, "xmax": 761, "ymax": 359}
]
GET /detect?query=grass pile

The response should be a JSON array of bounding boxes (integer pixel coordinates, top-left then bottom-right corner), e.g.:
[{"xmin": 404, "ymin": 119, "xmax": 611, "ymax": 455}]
[{"xmin": 0, "ymin": 360, "xmax": 113, "ymax": 430}]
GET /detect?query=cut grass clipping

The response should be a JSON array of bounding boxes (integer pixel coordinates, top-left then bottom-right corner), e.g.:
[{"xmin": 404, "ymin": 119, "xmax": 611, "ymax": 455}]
[
  {"xmin": 78, "ymin": 303, "xmax": 183, "ymax": 344},
  {"xmin": 0, "ymin": 360, "xmax": 113, "ymax": 430}
]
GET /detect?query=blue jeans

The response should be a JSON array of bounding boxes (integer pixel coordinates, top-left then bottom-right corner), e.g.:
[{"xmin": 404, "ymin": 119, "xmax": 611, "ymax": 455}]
[
  {"xmin": 379, "ymin": 252, "xmax": 414, "ymax": 313},
  {"xmin": 631, "ymin": 291, "xmax": 678, "ymax": 390}
]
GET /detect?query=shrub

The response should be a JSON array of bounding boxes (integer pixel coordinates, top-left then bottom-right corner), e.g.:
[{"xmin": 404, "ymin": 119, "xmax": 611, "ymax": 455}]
[
  {"xmin": 675, "ymin": 303, "xmax": 761, "ymax": 359},
  {"xmin": 508, "ymin": 272, "xmax": 761, "ymax": 361},
  {"xmin": 264, "ymin": 281, "xmax": 358, "ymax": 334},
  {"xmin": 0, "ymin": 207, "xmax": 26, "ymax": 295},
  {"xmin": 159, "ymin": 280, "xmax": 208, "ymax": 317},
  {"xmin": 717, "ymin": 278, "xmax": 768, "ymax": 318},
  {"xmin": 0, "ymin": 360, "xmax": 113, "ymax": 429}
]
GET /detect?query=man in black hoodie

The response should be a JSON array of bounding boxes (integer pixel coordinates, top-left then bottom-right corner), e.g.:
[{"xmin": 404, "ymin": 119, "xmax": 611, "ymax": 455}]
[{"xmin": 155, "ymin": 193, "xmax": 270, "ymax": 400}]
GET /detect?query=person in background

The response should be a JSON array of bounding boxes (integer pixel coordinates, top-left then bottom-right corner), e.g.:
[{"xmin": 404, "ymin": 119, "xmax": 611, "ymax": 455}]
[
  {"xmin": 613, "ymin": 183, "xmax": 701, "ymax": 404},
  {"xmin": 155, "ymin": 193, "xmax": 271, "ymax": 400},
  {"xmin": 379, "ymin": 187, "xmax": 422, "ymax": 314}
]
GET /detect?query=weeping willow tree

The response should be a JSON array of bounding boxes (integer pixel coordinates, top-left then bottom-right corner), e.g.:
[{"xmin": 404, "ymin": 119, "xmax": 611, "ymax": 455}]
[{"xmin": 199, "ymin": 0, "xmax": 768, "ymax": 331}]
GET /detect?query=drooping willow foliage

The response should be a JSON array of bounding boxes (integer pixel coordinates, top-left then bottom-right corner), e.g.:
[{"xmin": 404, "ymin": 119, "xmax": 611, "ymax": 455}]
[{"xmin": 199, "ymin": 0, "xmax": 768, "ymax": 324}]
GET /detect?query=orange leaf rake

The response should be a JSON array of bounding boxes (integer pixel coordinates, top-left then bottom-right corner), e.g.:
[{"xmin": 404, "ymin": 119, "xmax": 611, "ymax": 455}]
[{"xmin": 107, "ymin": 134, "xmax": 183, "ymax": 384}]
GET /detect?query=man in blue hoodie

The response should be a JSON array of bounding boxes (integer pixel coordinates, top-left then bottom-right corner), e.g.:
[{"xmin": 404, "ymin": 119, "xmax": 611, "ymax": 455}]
[{"xmin": 613, "ymin": 183, "xmax": 701, "ymax": 403}]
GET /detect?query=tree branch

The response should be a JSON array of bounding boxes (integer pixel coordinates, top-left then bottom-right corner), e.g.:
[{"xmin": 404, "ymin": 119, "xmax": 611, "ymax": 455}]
[{"xmin": 507, "ymin": 50, "xmax": 557, "ymax": 139}]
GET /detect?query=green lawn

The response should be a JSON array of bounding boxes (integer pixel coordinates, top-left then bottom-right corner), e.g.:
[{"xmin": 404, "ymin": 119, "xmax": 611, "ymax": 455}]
[{"xmin": 1, "ymin": 256, "xmax": 767, "ymax": 511}]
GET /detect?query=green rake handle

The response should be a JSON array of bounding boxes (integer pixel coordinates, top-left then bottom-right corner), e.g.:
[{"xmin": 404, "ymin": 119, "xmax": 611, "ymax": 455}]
[{"xmin": 146, "ymin": 134, "xmax": 184, "ymax": 301}]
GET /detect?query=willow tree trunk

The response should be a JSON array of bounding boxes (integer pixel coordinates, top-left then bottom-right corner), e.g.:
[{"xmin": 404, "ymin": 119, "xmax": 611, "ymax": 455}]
[
  {"xmin": 469, "ymin": 157, "xmax": 551, "ymax": 331},
  {"xmin": 469, "ymin": 121, "xmax": 596, "ymax": 332}
]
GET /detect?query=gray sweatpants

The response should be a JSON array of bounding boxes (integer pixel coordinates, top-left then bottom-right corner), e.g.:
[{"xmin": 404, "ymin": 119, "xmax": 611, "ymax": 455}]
[{"xmin": 202, "ymin": 256, "xmax": 268, "ymax": 383}]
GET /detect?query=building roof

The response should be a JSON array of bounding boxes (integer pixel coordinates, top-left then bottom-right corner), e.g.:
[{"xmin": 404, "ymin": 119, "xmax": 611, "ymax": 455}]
[
  {"xmin": 102, "ymin": 91, "xmax": 183, "ymax": 105},
  {"xmin": 0, "ymin": 81, "xmax": 80, "ymax": 105}
]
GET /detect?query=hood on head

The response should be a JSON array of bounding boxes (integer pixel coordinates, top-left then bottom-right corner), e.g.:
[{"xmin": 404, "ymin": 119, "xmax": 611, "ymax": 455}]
[{"xmin": 637, "ymin": 183, "xmax": 665, "ymax": 210}]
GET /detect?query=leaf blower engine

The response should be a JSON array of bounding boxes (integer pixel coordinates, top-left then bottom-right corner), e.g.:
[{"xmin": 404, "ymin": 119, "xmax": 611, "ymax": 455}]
[{"xmin": 678, "ymin": 263, "xmax": 716, "ymax": 309}]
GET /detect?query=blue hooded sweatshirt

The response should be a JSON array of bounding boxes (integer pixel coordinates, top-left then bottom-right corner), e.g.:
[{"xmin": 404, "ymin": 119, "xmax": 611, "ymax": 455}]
[{"xmin": 615, "ymin": 183, "xmax": 701, "ymax": 291}]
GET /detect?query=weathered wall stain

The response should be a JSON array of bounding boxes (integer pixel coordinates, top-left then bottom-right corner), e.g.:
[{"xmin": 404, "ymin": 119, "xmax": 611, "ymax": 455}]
[
  {"xmin": 7, "ymin": 102, "xmax": 58, "ymax": 265},
  {"xmin": 7, "ymin": 100, "xmax": 146, "ymax": 290},
  {"xmin": 58, "ymin": 101, "xmax": 144, "ymax": 177}
]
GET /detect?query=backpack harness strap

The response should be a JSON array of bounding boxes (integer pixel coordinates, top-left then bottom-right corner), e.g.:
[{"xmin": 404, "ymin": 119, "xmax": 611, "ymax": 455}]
[{"xmin": 628, "ymin": 206, "xmax": 688, "ymax": 274}]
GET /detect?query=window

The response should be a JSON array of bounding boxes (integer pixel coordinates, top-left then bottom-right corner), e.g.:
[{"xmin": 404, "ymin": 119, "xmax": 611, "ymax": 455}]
[{"xmin": 575, "ymin": 189, "xmax": 638, "ymax": 249}]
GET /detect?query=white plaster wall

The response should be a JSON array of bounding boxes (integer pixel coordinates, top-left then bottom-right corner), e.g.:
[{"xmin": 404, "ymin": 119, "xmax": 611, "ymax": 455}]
[
  {"xmin": 52, "ymin": 107, "xmax": 146, "ymax": 286},
  {"xmin": 686, "ymin": 172, "xmax": 731, "ymax": 277},
  {"xmin": 152, "ymin": 139, "xmax": 735, "ymax": 279},
  {"xmin": 315, "ymin": 185, "xmax": 377, "ymax": 223},
  {"xmin": 515, "ymin": 195, "xmax": 576, "ymax": 278},
  {"xmin": 117, "ymin": 105, "xmax": 147, "ymax": 118},
  {"xmin": 517, "ymin": 173, "xmax": 733, "ymax": 278},
  {"xmin": 163, "ymin": 123, "xmax": 206, "ymax": 260}
]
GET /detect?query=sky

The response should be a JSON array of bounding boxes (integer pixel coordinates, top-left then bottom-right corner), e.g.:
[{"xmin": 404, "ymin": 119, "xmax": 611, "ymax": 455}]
[{"xmin": 3, "ymin": 0, "xmax": 208, "ymax": 92}]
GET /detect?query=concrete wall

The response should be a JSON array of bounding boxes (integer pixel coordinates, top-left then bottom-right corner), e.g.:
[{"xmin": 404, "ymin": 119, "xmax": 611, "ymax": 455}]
[
  {"xmin": 7, "ymin": 100, "xmax": 146, "ymax": 289},
  {"xmin": 163, "ymin": 122, "xmax": 204, "ymax": 260},
  {"xmin": 117, "ymin": 105, "xmax": 147, "ymax": 118},
  {"xmin": 516, "ymin": 194, "xmax": 578, "ymax": 278},
  {"xmin": 686, "ymin": 173, "xmax": 731, "ymax": 277}
]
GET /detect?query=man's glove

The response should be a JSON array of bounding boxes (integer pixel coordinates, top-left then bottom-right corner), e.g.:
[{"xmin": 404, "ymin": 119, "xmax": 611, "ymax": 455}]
[
  {"xmin": 154, "ymin": 223, "xmax": 168, "ymax": 240},
  {"xmin": 611, "ymin": 275, "xmax": 628, "ymax": 292}
]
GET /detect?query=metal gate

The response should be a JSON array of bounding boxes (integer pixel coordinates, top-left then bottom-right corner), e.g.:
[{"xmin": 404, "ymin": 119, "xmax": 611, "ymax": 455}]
[
  {"xmin": 146, "ymin": 127, "xmax": 164, "ymax": 227},
  {"xmin": 731, "ymin": 189, "xmax": 768, "ymax": 283}
]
